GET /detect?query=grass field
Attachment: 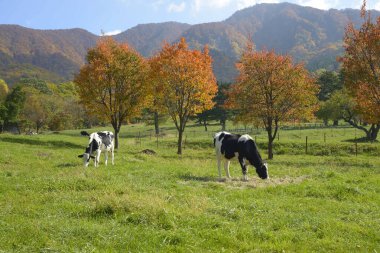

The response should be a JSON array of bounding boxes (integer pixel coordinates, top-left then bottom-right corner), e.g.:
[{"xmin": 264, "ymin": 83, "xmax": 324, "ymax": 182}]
[{"xmin": 0, "ymin": 123, "xmax": 379, "ymax": 252}]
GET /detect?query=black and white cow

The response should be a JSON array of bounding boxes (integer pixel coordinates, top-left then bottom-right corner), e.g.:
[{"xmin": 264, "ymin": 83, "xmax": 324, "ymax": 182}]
[
  {"xmin": 214, "ymin": 131, "xmax": 268, "ymax": 181},
  {"xmin": 78, "ymin": 131, "xmax": 115, "ymax": 167}
]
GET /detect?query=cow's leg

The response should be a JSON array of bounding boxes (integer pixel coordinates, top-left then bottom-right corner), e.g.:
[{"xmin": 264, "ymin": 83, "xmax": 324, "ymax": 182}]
[
  {"xmin": 224, "ymin": 160, "xmax": 231, "ymax": 179},
  {"xmin": 95, "ymin": 150, "xmax": 101, "ymax": 167},
  {"xmin": 104, "ymin": 151, "xmax": 108, "ymax": 166},
  {"xmin": 239, "ymin": 157, "xmax": 248, "ymax": 181},
  {"xmin": 216, "ymin": 154, "xmax": 222, "ymax": 179}
]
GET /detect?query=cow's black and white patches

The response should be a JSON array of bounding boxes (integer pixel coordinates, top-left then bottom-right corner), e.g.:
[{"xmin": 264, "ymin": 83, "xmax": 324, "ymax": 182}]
[
  {"xmin": 214, "ymin": 131, "xmax": 268, "ymax": 181},
  {"xmin": 78, "ymin": 131, "xmax": 115, "ymax": 167}
]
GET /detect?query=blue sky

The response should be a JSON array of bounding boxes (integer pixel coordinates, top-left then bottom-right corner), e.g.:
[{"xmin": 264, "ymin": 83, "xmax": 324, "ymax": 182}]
[{"xmin": 0, "ymin": 0, "xmax": 379, "ymax": 35}]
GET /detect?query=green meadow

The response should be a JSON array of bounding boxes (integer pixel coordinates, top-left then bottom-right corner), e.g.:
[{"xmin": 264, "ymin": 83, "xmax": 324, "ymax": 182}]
[{"xmin": 0, "ymin": 123, "xmax": 379, "ymax": 252}]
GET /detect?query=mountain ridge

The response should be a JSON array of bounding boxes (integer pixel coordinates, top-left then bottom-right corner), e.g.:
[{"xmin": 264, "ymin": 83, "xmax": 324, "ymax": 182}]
[{"xmin": 0, "ymin": 3, "xmax": 379, "ymax": 85}]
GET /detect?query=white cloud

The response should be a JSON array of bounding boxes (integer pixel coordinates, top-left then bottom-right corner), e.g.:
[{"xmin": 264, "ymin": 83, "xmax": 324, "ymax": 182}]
[
  {"xmin": 236, "ymin": 0, "xmax": 256, "ymax": 10},
  {"xmin": 103, "ymin": 30, "xmax": 122, "ymax": 36},
  {"xmin": 296, "ymin": 0, "xmax": 338, "ymax": 10},
  {"xmin": 167, "ymin": 1, "xmax": 186, "ymax": 12},
  {"xmin": 191, "ymin": 0, "xmax": 231, "ymax": 12},
  {"xmin": 372, "ymin": 1, "xmax": 380, "ymax": 10},
  {"xmin": 152, "ymin": 0, "xmax": 165, "ymax": 10},
  {"xmin": 208, "ymin": 0, "xmax": 231, "ymax": 8},
  {"xmin": 236, "ymin": 0, "xmax": 279, "ymax": 10}
]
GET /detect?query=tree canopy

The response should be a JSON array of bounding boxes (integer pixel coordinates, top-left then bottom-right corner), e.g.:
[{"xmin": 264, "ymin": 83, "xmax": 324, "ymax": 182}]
[
  {"xmin": 75, "ymin": 37, "xmax": 149, "ymax": 148},
  {"xmin": 340, "ymin": 1, "xmax": 380, "ymax": 140},
  {"xmin": 227, "ymin": 44, "xmax": 319, "ymax": 159},
  {"xmin": 149, "ymin": 38, "xmax": 217, "ymax": 154}
]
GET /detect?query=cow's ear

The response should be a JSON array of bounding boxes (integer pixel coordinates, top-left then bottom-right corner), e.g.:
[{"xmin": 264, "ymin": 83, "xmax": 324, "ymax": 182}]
[
  {"xmin": 90, "ymin": 155, "xmax": 96, "ymax": 159},
  {"xmin": 78, "ymin": 154, "xmax": 84, "ymax": 158}
]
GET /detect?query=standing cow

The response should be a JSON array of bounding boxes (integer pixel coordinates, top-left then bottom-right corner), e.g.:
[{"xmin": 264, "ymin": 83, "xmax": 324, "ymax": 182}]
[
  {"xmin": 78, "ymin": 131, "xmax": 115, "ymax": 167},
  {"xmin": 214, "ymin": 131, "xmax": 268, "ymax": 181}
]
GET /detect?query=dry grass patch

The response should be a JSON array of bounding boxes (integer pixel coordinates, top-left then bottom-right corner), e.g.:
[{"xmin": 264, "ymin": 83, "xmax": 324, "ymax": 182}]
[{"xmin": 219, "ymin": 175, "xmax": 308, "ymax": 189}]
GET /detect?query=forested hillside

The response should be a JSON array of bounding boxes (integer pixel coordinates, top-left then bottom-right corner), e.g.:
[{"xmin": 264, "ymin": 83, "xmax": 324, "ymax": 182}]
[{"xmin": 0, "ymin": 3, "xmax": 379, "ymax": 85}]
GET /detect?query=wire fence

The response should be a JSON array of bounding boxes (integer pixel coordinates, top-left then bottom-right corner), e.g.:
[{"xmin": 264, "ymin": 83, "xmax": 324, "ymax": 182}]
[{"xmin": 130, "ymin": 125, "xmax": 379, "ymax": 157}]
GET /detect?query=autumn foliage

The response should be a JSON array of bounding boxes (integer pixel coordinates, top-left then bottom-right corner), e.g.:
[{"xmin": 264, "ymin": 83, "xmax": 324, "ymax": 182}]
[
  {"xmin": 340, "ymin": 1, "xmax": 380, "ymax": 140},
  {"xmin": 75, "ymin": 37, "xmax": 148, "ymax": 148},
  {"xmin": 149, "ymin": 38, "xmax": 217, "ymax": 154},
  {"xmin": 227, "ymin": 44, "xmax": 318, "ymax": 159}
]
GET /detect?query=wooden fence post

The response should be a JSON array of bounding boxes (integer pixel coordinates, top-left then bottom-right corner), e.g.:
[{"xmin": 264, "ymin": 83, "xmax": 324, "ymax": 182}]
[{"xmin": 355, "ymin": 138, "xmax": 358, "ymax": 156}]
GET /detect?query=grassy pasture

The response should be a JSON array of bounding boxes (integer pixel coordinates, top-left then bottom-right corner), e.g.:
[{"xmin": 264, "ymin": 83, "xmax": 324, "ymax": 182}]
[{"xmin": 0, "ymin": 123, "xmax": 379, "ymax": 252}]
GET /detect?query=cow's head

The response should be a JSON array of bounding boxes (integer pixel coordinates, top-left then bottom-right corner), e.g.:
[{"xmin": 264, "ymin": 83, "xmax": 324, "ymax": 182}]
[
  {"xmin": 256, "ymin": 162, "xmax": 269, "ymax": 179},
  {"xmin": 78, "ymin": 153, "xmax": 95, "ymax": 167},
  {"xmin": 78, "ymin": 145, "xmax": 95, "ymax": 167}
]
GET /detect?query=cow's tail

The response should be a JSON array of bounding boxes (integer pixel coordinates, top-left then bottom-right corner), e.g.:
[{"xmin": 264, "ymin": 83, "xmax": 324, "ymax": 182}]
[{"xmin": 81, "ymin": 131, "xmax": 90, "ymax": 136}]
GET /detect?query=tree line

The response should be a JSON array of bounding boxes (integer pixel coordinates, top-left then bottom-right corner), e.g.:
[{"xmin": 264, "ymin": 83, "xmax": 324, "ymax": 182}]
[{"xmin": 0, "ymin": 2, "xmax": 378, "ymax": 159}]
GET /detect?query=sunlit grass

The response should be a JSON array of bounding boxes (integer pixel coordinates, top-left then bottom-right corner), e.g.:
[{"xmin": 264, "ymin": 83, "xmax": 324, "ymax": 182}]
[{"xmin": 0, "ymin": 123, "xmax": 379, "ymax": 252}]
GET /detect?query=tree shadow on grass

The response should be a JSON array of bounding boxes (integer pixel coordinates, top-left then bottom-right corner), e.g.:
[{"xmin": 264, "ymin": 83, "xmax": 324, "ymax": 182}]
[
  {"xmin": 344, "ymin": 137, "xmax": 378, "ymax": 143},
  {"xmin": 179, "ymin": 173, "xmax": 216, "ymax": 182},
  {"xmin": 56, "ymin": 162, "xmax": 79, "ymax": 168},
  {"xmin": 0, "ymin": 137, "xmax": 83, "ymax": 149}
]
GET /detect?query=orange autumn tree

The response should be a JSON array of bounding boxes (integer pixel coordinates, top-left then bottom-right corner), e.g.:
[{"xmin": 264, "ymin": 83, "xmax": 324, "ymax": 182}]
[
  {"xmin": 150, "ymin": 38, "xmax": 217, "ymax": 154},
  {"xmin": 75, "ymin": 37, "xmax": 148, "ymax": 148},
  {"xmin": 227, "ymin": 44, "xmax": 319, "ymax": 159},
  {"xmin": 340, "ymin": 0, "xmax": 380, "ymax": 141}
]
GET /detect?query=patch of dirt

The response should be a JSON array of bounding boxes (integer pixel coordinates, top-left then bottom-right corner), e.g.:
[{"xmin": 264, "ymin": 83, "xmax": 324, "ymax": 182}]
[
  {"xmin": 141, "ymin": 149, "xmax": 157, "ymax": 155},
  {"xmin": 219, "ymin": 175, "xmax": 308, "ymax": 189},
  {"xmin": 37, "ymin": 152, "xmax": 51, "ymax": 158}
]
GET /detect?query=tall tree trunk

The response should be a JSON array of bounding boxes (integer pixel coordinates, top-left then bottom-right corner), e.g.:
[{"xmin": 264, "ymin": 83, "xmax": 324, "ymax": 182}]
[
  {"xmin": 345, "ymin": 117, "xmax": 379, "ymax": 141},
  {"xmin": 204, "ymin": 120, "xmax": 207, "ymax": 131},
  {"xmin": 266, "ymin": 125, "xmax": 274, "ymax": 159},
  {"xmin": 177, "ymin": 119, "xmax": 187, "ymax": 155},
  {"xmin": 367, "ymin": 124, "xmax": 379, "ymax": 141},
  {"xmin": 112, "ymin": 121, "xmax": 120, "ymax": 149},
  {"xmin": 154, "ymin": 111, "xmax": 160, "ymax": 135},
  {"xmin": 268, "ymin": 139, "xmax": 274, "ymax": 159},
  {"xmin": 177, "ymin": 129, "xmax": 183, "ymax": 155},
  {"xmin": 266, "ymin": 119, "xmax": 278, "ymax": 160},
  {"xmin": 114, "ymin": 130, "xmax": 119, "ymax": 149}
]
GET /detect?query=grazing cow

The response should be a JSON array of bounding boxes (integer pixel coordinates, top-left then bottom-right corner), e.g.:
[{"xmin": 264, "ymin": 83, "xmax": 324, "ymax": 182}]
[
  {"xmin": 78, "ymin": 131, "xmax": 115, "ymax": 167},
  {"xmin": 214, "ymin": 131, "xmax": 268, "ymax": 181}
]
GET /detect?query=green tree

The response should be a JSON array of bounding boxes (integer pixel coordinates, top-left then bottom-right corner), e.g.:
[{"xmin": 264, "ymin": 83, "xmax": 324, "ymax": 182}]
[
  {"xmin": 18, "ymin": 78, "xmax": 52, "ymax": 95},
  {"xmin": 317, "ymin": 70, "xmax": 342, "ymax": 101},
  {"xmin": 3, "ymin": 86, "xmax": 26, "ymax": 132},
  {"xmin": 0, "ymin": 79, "xmax": 9, "ymax": 132},
  {"xmin": 0, "ymin": 79, "xmax": 9, "ymax": 101},
  {"xmin": 196, "ymin": 83, "xmax": 231, "ymax": 131},
  {"xmin": 321, "ymin": 89, "xmax": 379, "ymax": 141}
]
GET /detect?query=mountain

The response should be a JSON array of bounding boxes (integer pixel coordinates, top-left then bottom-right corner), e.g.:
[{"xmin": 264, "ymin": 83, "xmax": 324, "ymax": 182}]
[
  {"xmin": 0, "ymin": 3, "xmax": 379, "ymax": 85},
  {"xmin": 114, "ymin": 22, "xmax": 191, "ymax": 57},
  {"xmin": 0, "ymin": 25, "xmax": 98, "ymax": 84}
]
